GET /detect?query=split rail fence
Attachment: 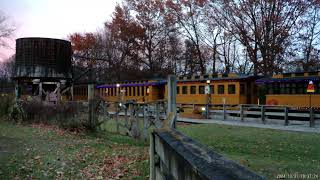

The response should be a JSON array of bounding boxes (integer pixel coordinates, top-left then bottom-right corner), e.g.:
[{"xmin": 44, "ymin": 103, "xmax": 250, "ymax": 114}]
[{"xmin": 177, "ymin": 103, "xmax": 320, "ymax": 127}]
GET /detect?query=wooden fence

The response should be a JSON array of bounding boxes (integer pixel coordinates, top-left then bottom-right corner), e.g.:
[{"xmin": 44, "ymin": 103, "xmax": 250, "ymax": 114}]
[
  {"xmin": 100, "ymin": 100, "xmax": 167, "ymax": 140},
  {"xmin": 178, "ymin": 103, "xmax": 320, "ymax": 127}
]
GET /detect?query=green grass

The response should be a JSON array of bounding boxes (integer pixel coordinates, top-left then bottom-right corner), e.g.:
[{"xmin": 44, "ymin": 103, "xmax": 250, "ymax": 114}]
[
  {"xmin": 1, "ymin": 118, "xmax": 319, "ymax": 179},
  {"xmin": 0, "ymin": 120, "xmax": 149, "ymax": 179},
  {"xmin": 178, "ymin": 124, "xmax": 320, "ymax": 179}
]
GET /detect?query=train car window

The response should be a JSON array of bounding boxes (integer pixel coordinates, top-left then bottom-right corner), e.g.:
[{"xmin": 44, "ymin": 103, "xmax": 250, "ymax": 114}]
[
  {"xmin": 275, "ymin": 84, "xmax": 280, "ymax": 94},
  {"xmin": 133, "ymin": 87, "xmax": 136, "ymax": 96},
  {"xmin": 182, "ymin": 86, "xmax": 188, "ymax": 94},
  {"xmin": 240, "ymin": 84, "xmax": 245, "ymax": 95},
  {"xmin": 177, "ymin": 86, "xmax": 180, "ymax": 94},
  {"xmin": 285, "ymin": 83, "xmax": 290, "ymax": 94},
  {"xmin": 190, "ymin": 86, "xmax": 196, "ymax": 94},
  {"xmin": 199, "ymin": 86, "xmax": 205, "ymax": 94},
  {"xmin": 291, "ymin": 84, "xmax": 296, "ymax": 94},
  {"xmin": 296, "ymin": 83, "xmax": 305, "ymax": 94},
  {"xmin": 280, "ymin": 84, "xmax": 285, "ymax": 94},
  {"xmin": 210, "ymin": 85, "xmax": 214, "ymax": 94},
  {"xmin": 146, "ymin": 86, "xmax": 150, "ymax": 96},
  {"xmin": 142, "ymin": 86, "xmax": 145, "ymax": 96},
  {"xmin": 218, "ymin": 85, "xmax": 224, "ymax": 94},
  {"xmin": 129, "ymin": 87, "xmax": 132, "ymax": 96},
  {"xmin": 111, "ymin": 88, "xmax": 113, "ymax": 96},
  {"xmin": 137, "ymin": 87, "xmax": 140, "ymax": 96},
  {"xmin": 125, "ymin": 87, "xmax": 128, "ymax": 96},
  {"xmin": 228, "ymin": 84, "xmax": 236, "ymax": 94}
]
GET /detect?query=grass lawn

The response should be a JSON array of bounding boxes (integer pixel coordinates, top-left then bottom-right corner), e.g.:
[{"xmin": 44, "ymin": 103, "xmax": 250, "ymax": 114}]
[
  {"xmin": 178, "ymin": 124, "xmax": 320, "ymax": 179},
  {"xmin": 1, "ymin": 119, "xmax": 319, "ymax": 179},
  {"xmin": 0, "ymin": 120, "xmax": 149, "ymax": 179}
]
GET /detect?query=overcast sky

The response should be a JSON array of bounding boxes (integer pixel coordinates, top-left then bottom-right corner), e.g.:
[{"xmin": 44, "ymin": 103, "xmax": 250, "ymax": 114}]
[{"xmin": 0, "ymin": 0, "xmax": 120, "ymax": 61}]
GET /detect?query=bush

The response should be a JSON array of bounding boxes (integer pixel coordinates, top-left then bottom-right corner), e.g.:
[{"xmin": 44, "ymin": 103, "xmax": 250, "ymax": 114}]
[
  {"xmin": 18, "ymin": 100, "xmax": 86, "ymax": 129},
  {"xmin": 13, "ymin": 98, "xmax": 104, "ymax": 131},
  {"xmin": 0, "ymin": 94, "xmax": 14, "ymax": 119}
]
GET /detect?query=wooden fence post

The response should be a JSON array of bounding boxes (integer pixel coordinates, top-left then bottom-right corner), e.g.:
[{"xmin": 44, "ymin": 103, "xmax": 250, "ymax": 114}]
[
  {"xmin": 261, "ymin": 106, "xmax": 265, "ymax": 124},
  {"xmin": 240, "ymin": 104, "xmax": 244, "ymax": 122},
  {"xmin": 167, "ymin": 75, "xmax": 177, "ymax": 128},
  {"xmin": 149, "ymin": 133, "xmax": 155, "ymax": 180},
  {"xmin": 206, "ymin": 104, "xmax": 210, "ymax": 119},
  {"xmin": 116, "ymin": 103, "xmax": 119, "ymax": 133},
  {"xmin": 284, "ymin": 107, "xmax": 289, "ymax": 126},
  {"xmin": 223, "ymin": 104, "xmax": 226, "ymax": 120},
  {"xmin": 136, "ymin": 104, "xmax": 141, "ymax": 137},
  {"xmin": 310, "ymin": 108, "xmax": 315, "ymax": 127},
  {"xmin": 124, "ymin": 106, "xmax": 128, "ymax": 128},
  {"xmin": 156, "ymin": 102, "xmax": 160, "ymax": 121},
  {"xmin": 143, "ymin": 104, "xmax": 147, "ymax": 141}
]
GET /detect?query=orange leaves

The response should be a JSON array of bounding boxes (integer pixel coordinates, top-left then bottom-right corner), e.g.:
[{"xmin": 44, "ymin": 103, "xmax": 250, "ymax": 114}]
[
  {"xmin": 106, "ymin": 5, "xmax": 145, "ymax": 42},
  {"xmin": 68, "ymin": 32, "xmax": 96, "ymax": 52}
]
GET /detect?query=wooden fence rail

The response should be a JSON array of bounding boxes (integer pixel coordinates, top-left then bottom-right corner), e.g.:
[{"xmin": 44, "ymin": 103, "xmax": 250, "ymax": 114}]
[{"xmin": 177, "ymin": 103, "xmax": 320, "ymax": 127}]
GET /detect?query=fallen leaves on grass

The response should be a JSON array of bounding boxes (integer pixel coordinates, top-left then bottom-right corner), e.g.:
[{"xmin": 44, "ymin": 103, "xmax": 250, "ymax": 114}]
[
  {"xmin": 30, "ymin": 124, "xmax": 84, "ymax": 136},
  {"xmin": 81, "ymin": 144, "xmax": 148, "ymax": 179}
]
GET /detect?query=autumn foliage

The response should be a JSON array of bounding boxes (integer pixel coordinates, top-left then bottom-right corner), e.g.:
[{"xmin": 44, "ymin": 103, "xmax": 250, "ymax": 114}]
[{"xmin": 68, "ymin": 0, "xmax": 320, "ymax": 80}]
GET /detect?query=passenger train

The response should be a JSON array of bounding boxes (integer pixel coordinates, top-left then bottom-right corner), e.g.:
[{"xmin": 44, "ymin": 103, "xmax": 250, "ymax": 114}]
[{"xmin": 73, "ymin": 71, "xmax": 320, "ymax": 108}]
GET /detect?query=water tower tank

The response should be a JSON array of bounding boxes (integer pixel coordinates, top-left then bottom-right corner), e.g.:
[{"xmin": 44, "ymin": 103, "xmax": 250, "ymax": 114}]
[{"xmin": 14, "ymin": 37, "xmax": 72, "ymax": 80}]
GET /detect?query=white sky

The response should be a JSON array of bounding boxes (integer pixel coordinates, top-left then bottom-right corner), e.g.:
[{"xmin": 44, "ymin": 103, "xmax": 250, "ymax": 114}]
[{"xmin": 0, "ymin": 0, "xmax": 121, "ymax": 61}]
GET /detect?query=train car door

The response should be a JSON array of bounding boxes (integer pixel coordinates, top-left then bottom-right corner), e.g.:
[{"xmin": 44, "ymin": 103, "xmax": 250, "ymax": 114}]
[
  {"xmin": 158, "ymin": 85, "xmax": 165, "ymax": 99},
  {"xmin": 246, "ymin": 82, "xmax": 251, "ymax": 104}
]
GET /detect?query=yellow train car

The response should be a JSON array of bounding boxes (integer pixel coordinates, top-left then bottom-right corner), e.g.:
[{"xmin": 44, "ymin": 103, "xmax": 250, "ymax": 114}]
[
  {"xmin": 256, "ymin": 71, "xmax": 320, "ymax": 107},
  {"xmin": 96, "ymin": 79, "xmax": 166, "ymax": 103},
  {"xmin": 73, "ymin": 84, "xmax": 88, "ymax": 101},
  {"xmin": 95, "ymin": 73, "xmax": 259, "ymax": 107},
  {"xmin": 173, "ymin": 73, "xmax": 259, "ymax": 105}
]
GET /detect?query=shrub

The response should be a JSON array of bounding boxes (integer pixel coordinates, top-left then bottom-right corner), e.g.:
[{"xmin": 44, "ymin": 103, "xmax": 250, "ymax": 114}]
[
  {"xmin": 14, "ymin": 98, "xmax": 104, "ymax": 131},
  {"xmin": 0, "ymin": 94, "xmax": 14, "ymax": 119}
]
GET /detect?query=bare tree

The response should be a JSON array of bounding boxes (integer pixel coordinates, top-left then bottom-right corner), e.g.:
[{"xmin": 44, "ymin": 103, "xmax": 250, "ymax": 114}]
[
  {"xmin": 297, "ymin": 3, "xmax": 320, "ymax": 71},
  {"xmin": 166, "ymin": 0, "xmax": 210, "ymax": 75},
  {"xmin": 212, "ymin": 0, "xmax": 312, "ymax": 75},
  {"xmin": 0, "ymin": 11, "xmax": 15, "ymax": 48}
]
